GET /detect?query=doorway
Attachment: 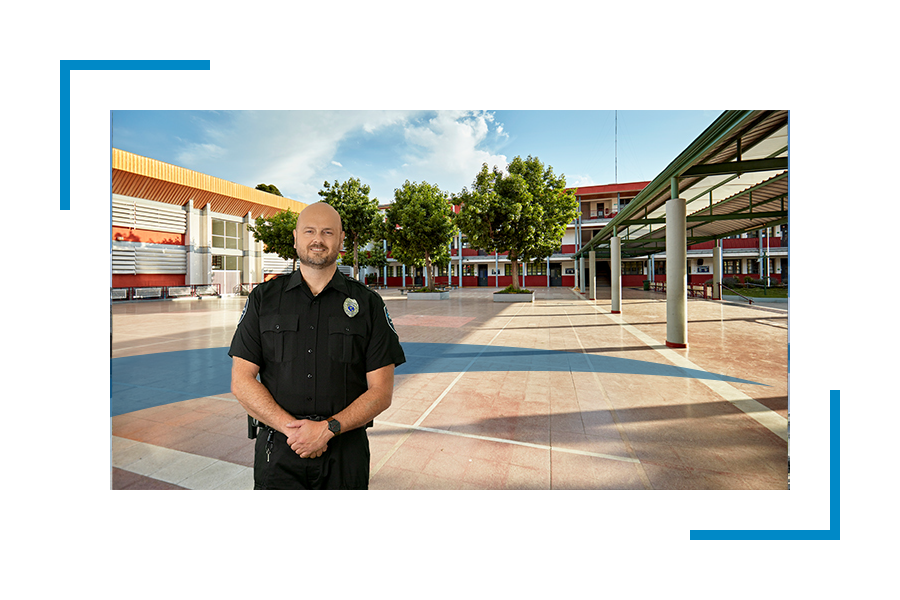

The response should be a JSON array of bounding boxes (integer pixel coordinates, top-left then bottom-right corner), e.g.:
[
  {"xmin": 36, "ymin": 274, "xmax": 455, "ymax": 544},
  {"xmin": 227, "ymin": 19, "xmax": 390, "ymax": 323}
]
[
  {"xmin": 478, "ymin": 264, "xmax": 488, "ymax": 286},
  {"xmin": 549, "ymin": 263, "xmax": 562, "ymax": 287}
]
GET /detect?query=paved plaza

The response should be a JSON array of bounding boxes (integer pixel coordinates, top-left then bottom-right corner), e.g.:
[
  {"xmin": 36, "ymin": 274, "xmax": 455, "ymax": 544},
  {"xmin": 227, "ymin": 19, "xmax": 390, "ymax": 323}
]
[{"xmin": 110, "ymin": 286, "xmax": 788, "ymax": 490}]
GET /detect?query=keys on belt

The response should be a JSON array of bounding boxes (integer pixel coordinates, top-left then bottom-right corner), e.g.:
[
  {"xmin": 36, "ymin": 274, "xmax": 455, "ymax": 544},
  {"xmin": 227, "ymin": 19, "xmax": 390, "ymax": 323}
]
[{"xmin": 247, "ymin": 414, "xmax": 327, "ymax": 462}]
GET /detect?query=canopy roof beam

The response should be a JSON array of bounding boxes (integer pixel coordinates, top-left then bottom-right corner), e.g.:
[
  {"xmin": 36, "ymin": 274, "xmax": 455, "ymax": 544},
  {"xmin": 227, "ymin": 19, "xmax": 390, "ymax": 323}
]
[{"xmin": 681, "ymin": 157, "xmax": 788, "ymax": 178}]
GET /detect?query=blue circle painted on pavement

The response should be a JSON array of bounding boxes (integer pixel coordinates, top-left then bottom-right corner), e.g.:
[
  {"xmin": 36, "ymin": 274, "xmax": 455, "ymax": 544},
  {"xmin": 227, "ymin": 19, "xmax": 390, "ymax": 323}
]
[{"xmin": 110, "ymin": 343, "xmax": 765, "ymax": 417}]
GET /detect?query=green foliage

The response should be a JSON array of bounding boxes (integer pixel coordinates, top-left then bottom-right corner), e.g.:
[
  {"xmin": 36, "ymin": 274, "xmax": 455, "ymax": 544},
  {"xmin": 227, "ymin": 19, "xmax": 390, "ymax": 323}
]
[
  {"xmin": 318, "ymin": 178, "xmax": 382, "ymax": 279},
  {"xmin": 496, "ymin": 284, "xmax": 533, "ymax": 294},
  {"xmin": 255, "ymin": 183, "xmax": 283, "ymax": 196},
  {"xmin": 341, "ymin": 243, "xmax": 388, "ymax": 270},
  {"xmin": 453, "ymin": 155, "xmax": 578, "ymax": 290},
  {"xmin": 248, "ymin": 209, "xmax": 298, "ymax": 268},
  {"xmin": 385, "ymin": 180, "xmax": 457, "ymax": 286}
]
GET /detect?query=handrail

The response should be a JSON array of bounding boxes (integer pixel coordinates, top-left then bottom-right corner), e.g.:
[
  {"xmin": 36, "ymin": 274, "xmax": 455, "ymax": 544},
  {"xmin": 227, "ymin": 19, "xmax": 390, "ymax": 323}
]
[{"xmin": 719, "ymin": 283, "xmax": 753, "ymax": 304}]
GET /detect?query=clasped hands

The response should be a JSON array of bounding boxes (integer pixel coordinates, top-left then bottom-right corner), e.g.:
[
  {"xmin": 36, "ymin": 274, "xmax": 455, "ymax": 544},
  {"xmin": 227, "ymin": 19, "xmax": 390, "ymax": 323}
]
[{"xmin": 285, "ymin": 419, "xmax": 332, "ymax": 459}]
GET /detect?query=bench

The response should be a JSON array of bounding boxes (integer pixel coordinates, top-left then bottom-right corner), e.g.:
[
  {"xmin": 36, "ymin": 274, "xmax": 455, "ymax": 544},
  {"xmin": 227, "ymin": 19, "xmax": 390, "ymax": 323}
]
[
  {"xmin": 167, "ymin": 286, "xmax": 193, "ymax": 298},
  {"xmin": 133, "ymin": 287, "xmax": 163, "ymax": 299},
  {"xmin": 195, "ymin": 285, "xmax": 219, "ymax": 297}
]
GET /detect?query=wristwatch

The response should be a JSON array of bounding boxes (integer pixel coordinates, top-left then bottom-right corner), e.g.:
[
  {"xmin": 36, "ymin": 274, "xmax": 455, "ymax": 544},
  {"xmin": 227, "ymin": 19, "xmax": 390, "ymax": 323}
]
[{"xmin": 327, "ymin": 417, "xmax": 341, "ymax": 436}]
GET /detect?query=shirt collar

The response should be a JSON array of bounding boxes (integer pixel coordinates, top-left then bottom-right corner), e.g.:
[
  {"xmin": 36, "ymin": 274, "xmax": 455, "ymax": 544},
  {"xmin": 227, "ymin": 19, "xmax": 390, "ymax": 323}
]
[{"xmin": 285, "ymin": 267, "xmax": 351, "ymax": 297}]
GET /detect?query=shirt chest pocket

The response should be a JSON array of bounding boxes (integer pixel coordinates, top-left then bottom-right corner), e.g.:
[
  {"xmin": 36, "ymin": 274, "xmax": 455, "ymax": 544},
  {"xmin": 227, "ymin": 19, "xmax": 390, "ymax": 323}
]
[
  {"xmin": 260, "ymin": 314, "xmax": 300, "ymax": 362},
  {"xmin": 328, "ymin": 317, "xmax": 366, "ymax": 364}
]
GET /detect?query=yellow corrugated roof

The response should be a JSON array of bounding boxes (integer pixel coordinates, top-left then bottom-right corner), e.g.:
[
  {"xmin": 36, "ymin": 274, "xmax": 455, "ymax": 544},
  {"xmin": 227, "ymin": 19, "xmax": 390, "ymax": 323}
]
[{"xmin": 112, "ymin": 148, "xmax": 307, "ymax": 218}]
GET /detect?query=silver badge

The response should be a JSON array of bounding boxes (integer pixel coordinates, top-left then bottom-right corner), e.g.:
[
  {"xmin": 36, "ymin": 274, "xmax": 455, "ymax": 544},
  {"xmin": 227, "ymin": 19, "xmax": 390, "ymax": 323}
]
[{"xmin": 343, "ymin": 297, "xmax": 360, "ymax": 318}]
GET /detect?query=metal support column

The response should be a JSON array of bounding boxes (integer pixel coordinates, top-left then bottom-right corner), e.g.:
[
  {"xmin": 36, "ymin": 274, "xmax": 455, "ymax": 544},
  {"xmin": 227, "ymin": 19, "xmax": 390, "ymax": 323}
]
[
  {"xmin": 666, "ymin": 179, "xmax": 688, "ymax": 348},
  {"xmin": 589, "ymin": 250, "xmax": 597, "ymax": 300},
  {"xmin": 611, "ymin": 234, "xmax": 621, "ymax": 314},
  {"xmin": 712, "ymin": 241, "xmax": 722, "ymax": 300}
]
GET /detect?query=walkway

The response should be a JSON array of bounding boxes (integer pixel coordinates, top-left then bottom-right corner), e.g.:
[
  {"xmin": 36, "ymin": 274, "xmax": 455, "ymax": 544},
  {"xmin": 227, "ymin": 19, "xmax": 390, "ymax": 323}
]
[{"xmin": 110, "ymin": 286, "xmax": 788, "ymax": 490}]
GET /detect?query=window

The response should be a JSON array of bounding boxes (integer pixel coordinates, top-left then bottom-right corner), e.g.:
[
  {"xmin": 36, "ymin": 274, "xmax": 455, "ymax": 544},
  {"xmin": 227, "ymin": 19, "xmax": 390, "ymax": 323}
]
[
  {"xmin": 526, "ymin": 262, "xmax": 547, "ymax": 276},
  {"xmin": 654, "ymin": 260, "xmax": 666, "ymax": 275},
  {"xmin": 463, "ymin": 264, "xmax": 474, "ymax": 277},
  {"xmin": 213, "ymin": 255, "xmax": 242, "ymax": 271},
  {"xmin": 213, "ymin": 219, "xmax": 242, "ymax": 249},
  {"xmin": 623, "ymin": 261, "xmax": 643, "ymax": 275},
  {"xmin": 724, "ymin": 260, "xmax": 741, "ymax": 274}
]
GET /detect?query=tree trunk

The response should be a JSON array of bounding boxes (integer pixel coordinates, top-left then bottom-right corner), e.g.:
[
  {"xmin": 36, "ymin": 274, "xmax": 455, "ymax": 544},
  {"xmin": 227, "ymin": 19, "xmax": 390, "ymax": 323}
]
[
  {"xmin": 424, "ymin": 254, "xmax": 432, "ymax": 289},
  {"xmin": 509, "ymin": 254, "xmax": 520, "ymax": 290},
  {"xmin": 353, "ymin": 236, "xmax": 360, "ymax": 281}
]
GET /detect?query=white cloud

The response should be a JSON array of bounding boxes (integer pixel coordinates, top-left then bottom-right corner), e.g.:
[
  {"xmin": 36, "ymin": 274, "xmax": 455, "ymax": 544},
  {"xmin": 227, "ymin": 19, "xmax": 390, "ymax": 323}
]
[
  {"xmin": 569, "ymin": 174, "xmax": 597, "ymax": 188},
  {"xmin": 164, "ymin": 110, "xmax": 510, "ymax": 205},
  {"xmin": 399, "ymin": 110, "xmax": 508, "ymax": 193}
]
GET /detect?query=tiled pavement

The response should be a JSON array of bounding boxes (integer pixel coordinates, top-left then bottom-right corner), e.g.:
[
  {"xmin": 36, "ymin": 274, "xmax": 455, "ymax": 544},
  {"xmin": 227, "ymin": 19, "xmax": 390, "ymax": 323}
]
[{"xmin": 110, "ymin": 286, "xmax": 788, "ymax": 490}]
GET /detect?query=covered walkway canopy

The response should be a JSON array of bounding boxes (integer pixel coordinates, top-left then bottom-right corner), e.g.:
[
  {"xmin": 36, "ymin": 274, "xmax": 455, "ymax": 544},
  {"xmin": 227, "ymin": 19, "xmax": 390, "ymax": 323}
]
[
  {"xmin": 573, "ymin": 110, "xmax": 788, "ymax": 348},
  {"xmin": 574, "ymin": 110, "xmax": 788, "ymax": 260}
]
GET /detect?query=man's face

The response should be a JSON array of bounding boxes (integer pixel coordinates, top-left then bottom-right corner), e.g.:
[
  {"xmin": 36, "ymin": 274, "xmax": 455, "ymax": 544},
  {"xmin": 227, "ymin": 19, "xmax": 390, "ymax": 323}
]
[{"xmin": 293, "ymin": 205, "xmax": 344, "ymax": 269}]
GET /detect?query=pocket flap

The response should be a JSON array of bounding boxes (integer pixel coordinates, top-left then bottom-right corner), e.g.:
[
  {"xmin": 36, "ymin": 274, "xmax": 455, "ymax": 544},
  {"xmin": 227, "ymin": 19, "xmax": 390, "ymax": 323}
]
[{"xmin": 328, "ymin": 316, "xmax": 366, "ymax": 336}]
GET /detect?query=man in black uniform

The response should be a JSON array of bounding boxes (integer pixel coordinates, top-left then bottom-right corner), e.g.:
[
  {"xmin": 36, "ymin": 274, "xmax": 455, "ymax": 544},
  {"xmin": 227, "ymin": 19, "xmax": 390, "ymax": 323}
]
[{"xmin": 229, "ymin": 202, "xmax": 405, "ymax": 489}]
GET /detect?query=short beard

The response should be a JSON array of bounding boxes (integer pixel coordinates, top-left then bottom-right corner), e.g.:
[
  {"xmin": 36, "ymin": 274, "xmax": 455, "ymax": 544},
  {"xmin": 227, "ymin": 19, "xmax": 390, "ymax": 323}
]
[{"xmin": 297, "ymin": 246, "xmax": 339, "ymax": 269}]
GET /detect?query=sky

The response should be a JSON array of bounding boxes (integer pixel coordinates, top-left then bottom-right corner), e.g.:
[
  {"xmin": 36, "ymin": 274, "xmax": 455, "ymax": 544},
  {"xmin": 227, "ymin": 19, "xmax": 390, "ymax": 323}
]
[{"xmin": 111, "ymin": 110, "xmax": 724, "ymax": 206}]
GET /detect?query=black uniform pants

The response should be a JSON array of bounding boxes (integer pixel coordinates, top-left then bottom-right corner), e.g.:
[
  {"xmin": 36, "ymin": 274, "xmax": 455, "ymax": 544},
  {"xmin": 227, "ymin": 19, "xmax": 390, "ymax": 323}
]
[{"xmin": 253, "ymin": 427, "xmax": 370, "ymax": 490}]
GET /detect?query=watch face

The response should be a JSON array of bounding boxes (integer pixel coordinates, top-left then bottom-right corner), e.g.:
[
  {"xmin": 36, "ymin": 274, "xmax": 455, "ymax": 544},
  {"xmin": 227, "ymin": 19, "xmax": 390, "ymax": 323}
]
[{"xmin": 329, "ymin": 419, "xmax": 341, "ymax": 435}]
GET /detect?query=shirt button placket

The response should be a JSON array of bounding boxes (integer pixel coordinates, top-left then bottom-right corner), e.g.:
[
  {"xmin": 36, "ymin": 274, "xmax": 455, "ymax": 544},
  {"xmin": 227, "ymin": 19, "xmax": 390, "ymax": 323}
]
[{"xmin": 308, "ymin": 299, "xmax": 319, "ymax": 414}]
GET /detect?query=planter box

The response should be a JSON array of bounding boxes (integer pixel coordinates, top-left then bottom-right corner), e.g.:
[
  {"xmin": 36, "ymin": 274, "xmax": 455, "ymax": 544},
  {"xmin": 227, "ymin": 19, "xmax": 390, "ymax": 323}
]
[
  {"xmin": 406, "ymin": 291, "xmax": 450, "ymax": 300},
  {"xmin": 493, "ymin": 292, "xmax": 534, "ymax": 303}
]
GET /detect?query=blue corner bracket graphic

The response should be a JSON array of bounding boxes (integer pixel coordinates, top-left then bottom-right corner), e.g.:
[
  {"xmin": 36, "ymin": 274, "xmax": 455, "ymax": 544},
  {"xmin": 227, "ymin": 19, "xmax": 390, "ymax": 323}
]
[
  {"xmin": 690, "ymin": 390, "xmax": 840, "ymax": 541},
  {"xmin": 59, "ymin": 59, "xmax": 211, "ymax": 211}
]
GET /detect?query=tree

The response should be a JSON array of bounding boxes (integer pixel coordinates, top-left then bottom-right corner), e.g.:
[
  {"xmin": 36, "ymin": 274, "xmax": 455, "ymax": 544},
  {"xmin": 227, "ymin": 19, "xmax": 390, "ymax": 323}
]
[
  {"xmin": 453, "ymin": 155, "xmax": 579, "ymax": 291},
  {"xmin": 385, "ymin": 180, "xmax": 457, "ymax": 289},
  {"xmin": 255, "ymin": 183, "xmax": 283, "ymax": 196},
  {"xmin": 341, "ymin": 243, "xmax": 389, "ymax": 277},
  {"xmin": 318, "ymin": 178, "xmax": 381, "ymax": 280},
  {"xmin": 248, "ymin": 209, "xmax": 298, "ymax": 270}
]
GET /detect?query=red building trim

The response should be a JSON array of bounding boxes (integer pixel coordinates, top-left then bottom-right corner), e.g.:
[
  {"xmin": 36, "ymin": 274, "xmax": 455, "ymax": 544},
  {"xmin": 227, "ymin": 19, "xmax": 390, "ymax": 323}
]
[
  {"xmin": 112, "ymin": 274, "xmax": 185, "ymax": 288},
  {"xmin": 112, "ymin": 226, "xmax": 185, "ymax": 246}
]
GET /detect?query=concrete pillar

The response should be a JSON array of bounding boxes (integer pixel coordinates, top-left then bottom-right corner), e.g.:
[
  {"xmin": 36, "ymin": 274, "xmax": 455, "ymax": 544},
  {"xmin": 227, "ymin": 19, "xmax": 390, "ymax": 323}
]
[
  {"xmin": 611, "ymin": 235, "xmax": 621, "ymax": 314},
  {"xmin": 712, "ymin": 242, "xmax": 723, "ymax": 300},
  {"xmin": 200, "ymin": 203, "xmax": 212, "ymax": 285},
  {"xmin": 575, "ymin": 258, "xmax": 581, "ymax": 290},
  {"xmin": 666, "ymin": 192, "xmax": 687, "ymax": 348},
  {"xmin": 185, "ymin": 199, "xmax": 201, "ymax": 285},
  {"xmin": 589, "ymin": 250, "xmax": 597, "ymax": 300},
  {"xmin": 242, "ymin": 211, "xmax": 258, "ymax": 288}
]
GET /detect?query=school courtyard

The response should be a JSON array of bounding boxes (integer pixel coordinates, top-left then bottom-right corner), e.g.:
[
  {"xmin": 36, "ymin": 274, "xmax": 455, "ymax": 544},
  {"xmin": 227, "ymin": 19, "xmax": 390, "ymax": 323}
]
[{"xmin": 110, "ymin": 286, "xmax": 788, "ymax": 490}]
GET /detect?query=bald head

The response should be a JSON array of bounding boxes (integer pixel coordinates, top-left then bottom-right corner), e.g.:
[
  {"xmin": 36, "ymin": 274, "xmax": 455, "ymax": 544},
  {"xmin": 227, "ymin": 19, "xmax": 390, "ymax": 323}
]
[
  {"xmin": 293, "ymin": 202, "xmax": 345, "ymax": 270},
  {"xmin": 297, "ymin": 201, "xmax": 342, "ymax": 233}
]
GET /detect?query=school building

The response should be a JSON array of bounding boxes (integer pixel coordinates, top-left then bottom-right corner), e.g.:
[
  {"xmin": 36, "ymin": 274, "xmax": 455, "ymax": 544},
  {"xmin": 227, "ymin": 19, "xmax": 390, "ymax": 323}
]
[{"xmin": 110, "ymin": 110, "xmax": 788, "ymax": 309}]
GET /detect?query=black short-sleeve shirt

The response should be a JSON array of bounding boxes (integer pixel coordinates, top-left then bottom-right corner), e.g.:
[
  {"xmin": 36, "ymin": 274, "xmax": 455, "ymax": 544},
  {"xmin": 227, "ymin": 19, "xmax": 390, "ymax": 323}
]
[{"xmin": 228, "ymin": 269, "xmax": 406, "ymax": 418}]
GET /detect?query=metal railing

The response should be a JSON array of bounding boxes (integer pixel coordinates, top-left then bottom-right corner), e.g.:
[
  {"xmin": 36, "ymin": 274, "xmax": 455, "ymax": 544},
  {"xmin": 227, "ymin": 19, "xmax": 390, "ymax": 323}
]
[
  {"xmin": 719, "ymin": 283, "xmax": 753, "ymax": 304},
  {"xmin": 111, "ymin": 283, "xmax": 222, "ymax": 301}
]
